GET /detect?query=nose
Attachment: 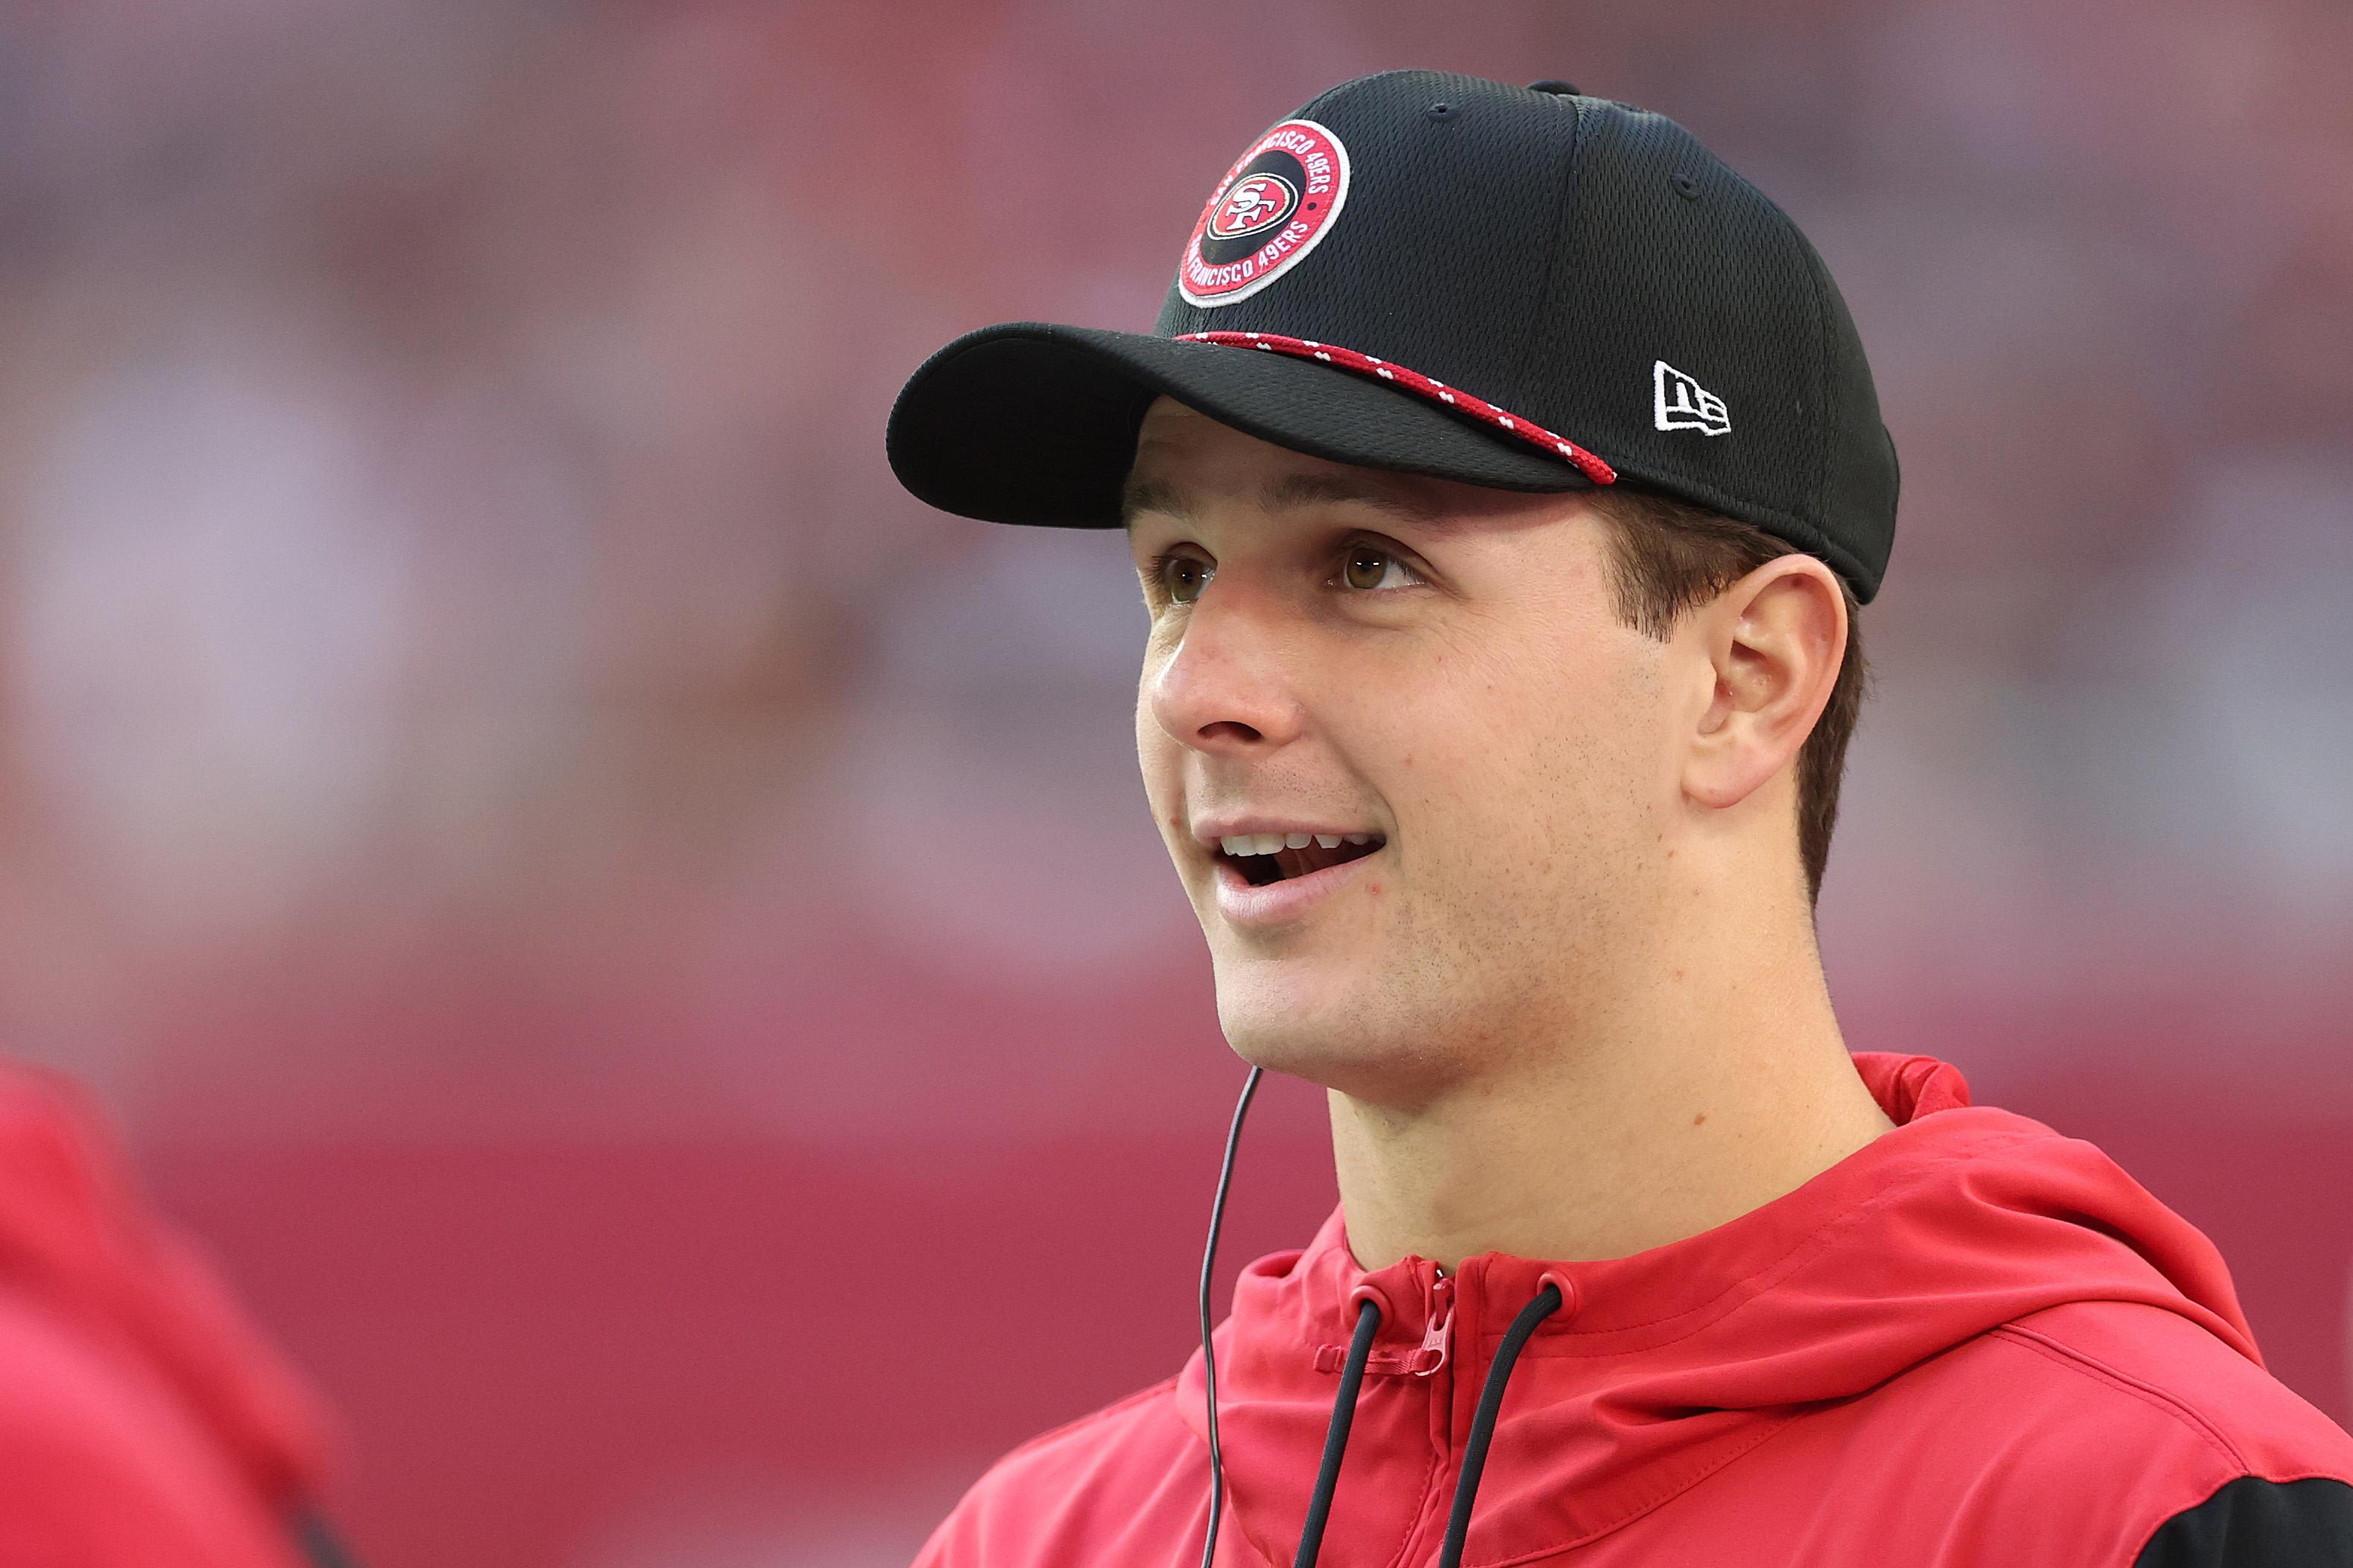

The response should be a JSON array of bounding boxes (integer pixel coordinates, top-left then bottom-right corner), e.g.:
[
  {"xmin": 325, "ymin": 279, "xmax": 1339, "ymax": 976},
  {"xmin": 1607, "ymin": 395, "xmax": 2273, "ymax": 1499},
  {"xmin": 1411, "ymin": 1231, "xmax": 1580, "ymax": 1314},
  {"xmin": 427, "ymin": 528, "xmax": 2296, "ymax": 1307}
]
[{"xmin": 1145, "ymin": 583, "xmax": 1304, "ymax": 757}]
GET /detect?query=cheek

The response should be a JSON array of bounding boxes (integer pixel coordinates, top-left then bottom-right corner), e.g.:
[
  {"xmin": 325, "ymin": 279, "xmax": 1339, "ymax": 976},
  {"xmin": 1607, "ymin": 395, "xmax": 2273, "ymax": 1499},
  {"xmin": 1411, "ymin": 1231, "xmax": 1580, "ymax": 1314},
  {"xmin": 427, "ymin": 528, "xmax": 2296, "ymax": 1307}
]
[
  {"xmin": 1396, "ymin": 636, "xmax": 1654, "ymax": 856},
  {"xmin": 1134, "ymin": 683, "xmax": 1185, "ymax": 826}
]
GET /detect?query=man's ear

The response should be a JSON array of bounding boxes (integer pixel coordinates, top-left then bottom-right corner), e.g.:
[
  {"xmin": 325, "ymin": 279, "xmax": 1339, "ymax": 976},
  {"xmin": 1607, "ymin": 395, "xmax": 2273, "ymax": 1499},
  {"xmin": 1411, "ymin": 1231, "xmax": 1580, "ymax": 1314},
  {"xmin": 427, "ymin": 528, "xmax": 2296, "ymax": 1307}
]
[{"xmin": 1681, "ymin": 555, "xmax": 1847, "ymax": 812}]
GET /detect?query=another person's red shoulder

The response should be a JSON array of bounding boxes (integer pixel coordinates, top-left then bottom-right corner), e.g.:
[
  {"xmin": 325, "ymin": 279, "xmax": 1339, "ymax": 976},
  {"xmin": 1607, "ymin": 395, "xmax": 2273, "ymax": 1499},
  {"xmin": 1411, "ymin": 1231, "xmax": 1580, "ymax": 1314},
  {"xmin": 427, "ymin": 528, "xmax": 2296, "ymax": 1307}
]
[{"xmin": 0, "ymin": 1065, "xmax": 332, "ymax": 1567}]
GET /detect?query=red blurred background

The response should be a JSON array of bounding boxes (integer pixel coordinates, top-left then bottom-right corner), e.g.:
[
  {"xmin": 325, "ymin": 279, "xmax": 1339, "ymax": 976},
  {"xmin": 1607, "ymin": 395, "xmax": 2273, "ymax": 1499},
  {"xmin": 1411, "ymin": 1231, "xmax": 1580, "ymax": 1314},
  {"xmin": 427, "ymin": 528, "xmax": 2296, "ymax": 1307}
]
[{"xmin": 0, "ymin": 2, "xmax": 2349, "ymax": 1564}]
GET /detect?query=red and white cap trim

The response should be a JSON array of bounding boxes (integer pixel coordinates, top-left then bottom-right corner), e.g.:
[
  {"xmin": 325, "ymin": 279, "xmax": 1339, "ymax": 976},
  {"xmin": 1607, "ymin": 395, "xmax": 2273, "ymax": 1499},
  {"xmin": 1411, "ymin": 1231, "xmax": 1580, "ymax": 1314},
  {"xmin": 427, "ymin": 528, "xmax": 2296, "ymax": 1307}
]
[{"xmin": 1173, "ymin": 331, "xmax": 1617, "ymax": 486}]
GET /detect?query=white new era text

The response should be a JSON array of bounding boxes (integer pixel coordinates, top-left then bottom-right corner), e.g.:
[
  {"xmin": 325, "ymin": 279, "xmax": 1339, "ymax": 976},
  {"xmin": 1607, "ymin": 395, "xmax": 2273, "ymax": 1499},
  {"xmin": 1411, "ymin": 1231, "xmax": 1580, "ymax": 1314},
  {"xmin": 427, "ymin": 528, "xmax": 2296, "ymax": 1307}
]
[{"xmin": 1653, "ymin": 361, "xmax": 1731, "ymax": 436}]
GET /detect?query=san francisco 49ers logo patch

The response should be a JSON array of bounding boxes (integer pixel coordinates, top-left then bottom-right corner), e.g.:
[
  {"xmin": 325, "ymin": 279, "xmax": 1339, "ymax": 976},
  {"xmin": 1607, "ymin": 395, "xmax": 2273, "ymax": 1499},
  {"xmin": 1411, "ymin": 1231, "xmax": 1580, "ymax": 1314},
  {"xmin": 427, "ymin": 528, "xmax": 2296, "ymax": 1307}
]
[{"xmin": 1178, "ymin": 119, "xmax": 1351, "ymax": 308}]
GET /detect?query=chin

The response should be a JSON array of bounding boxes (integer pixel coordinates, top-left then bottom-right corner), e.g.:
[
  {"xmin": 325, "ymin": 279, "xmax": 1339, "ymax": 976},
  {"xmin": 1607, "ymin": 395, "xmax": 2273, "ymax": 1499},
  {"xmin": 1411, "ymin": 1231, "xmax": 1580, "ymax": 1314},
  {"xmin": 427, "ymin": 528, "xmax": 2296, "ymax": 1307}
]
[{"xmin": 1212, "ymin": 961, "xmax": 1460, "ymax": 1104}]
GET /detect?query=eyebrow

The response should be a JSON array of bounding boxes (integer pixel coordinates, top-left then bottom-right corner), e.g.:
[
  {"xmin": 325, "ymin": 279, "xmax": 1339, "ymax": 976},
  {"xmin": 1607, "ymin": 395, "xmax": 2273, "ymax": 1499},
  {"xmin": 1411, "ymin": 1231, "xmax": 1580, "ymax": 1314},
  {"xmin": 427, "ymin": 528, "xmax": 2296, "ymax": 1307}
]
[
  {"xmin": 1120, "ymin": 470, "xmax": 1443, "ymax": 531},
  {"xmin": 1121, "ymin": 475, "xmax": 1188, "ymax": 529}
]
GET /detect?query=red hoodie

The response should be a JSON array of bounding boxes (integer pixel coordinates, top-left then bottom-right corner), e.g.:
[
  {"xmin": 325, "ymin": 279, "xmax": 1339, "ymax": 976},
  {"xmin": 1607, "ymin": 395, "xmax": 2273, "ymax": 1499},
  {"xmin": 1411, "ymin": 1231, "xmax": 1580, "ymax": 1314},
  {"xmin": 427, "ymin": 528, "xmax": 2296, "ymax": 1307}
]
[
  {"xmin": 917, "ymin": 1055, "xmax": 2353, "ymax": 1568},
  {"xmin": 0, "ymin": 1064, "xmax": 333, "ymax": 1567}
]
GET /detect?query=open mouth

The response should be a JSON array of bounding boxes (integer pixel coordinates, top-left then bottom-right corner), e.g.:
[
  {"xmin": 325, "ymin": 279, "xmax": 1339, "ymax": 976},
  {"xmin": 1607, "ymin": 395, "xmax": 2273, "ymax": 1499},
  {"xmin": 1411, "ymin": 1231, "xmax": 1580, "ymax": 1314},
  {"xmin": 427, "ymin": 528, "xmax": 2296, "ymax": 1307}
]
[{"xmin": 1215, "ymin": 832, "xmax": 1385, "ymax": 888}]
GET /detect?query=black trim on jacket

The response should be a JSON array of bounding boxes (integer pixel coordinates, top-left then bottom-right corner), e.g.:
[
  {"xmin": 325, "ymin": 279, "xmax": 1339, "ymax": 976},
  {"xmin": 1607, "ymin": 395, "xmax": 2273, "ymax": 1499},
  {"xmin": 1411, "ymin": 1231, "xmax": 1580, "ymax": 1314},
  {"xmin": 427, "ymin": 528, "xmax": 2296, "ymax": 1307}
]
[{"xmin": 2135, "ymin": 1477, "xmax": 2353, "ymax": 1567}]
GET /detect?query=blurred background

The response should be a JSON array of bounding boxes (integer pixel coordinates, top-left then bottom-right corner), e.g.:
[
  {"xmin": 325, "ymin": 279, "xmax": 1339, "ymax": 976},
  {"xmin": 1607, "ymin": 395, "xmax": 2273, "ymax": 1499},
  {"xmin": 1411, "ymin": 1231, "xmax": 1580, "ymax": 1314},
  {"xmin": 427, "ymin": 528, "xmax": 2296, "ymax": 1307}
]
[{"xmin": 0, "ymin": 0, "xmax": 2347, "ymax": 1563}]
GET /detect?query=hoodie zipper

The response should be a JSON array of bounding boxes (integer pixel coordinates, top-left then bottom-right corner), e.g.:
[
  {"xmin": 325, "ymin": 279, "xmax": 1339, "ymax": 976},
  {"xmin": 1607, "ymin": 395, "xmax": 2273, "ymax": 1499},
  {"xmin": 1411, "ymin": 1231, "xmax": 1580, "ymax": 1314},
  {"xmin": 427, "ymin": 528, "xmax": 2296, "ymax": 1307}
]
[
  {"xmin": 1408, "ymin": 1265, "xmax": 1471, "ymax": 1563},
  {"xmin": 1413, "ymin": 1274, "xmax": 1456, "ymax": 1377},
  {"xmin": 1435, "ymin": 1260, "xmax": 1504, "ymax": 1466}
]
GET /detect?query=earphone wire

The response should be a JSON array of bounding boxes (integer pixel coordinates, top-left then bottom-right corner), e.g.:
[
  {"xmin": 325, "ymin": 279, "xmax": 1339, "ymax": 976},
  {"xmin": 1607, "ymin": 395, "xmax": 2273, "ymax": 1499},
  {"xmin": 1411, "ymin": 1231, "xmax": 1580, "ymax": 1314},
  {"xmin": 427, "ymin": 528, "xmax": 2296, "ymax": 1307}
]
[{"xmin": 1198, "ymin": 1065, "xmax": 1263, "ymax": 1568}]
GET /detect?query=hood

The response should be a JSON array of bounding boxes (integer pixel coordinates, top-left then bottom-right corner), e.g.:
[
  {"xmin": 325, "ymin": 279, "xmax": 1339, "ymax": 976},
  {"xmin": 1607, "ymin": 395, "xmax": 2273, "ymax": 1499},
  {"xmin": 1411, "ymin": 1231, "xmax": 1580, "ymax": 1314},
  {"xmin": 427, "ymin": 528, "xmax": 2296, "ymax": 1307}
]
[
  {"xmin": 0, "ymin": 1063, "xmax": 331, "ymax": 1507},
  {"xmin": 1178, "ymin": 1053, "xmax": 2255, "ymax": 1567}
]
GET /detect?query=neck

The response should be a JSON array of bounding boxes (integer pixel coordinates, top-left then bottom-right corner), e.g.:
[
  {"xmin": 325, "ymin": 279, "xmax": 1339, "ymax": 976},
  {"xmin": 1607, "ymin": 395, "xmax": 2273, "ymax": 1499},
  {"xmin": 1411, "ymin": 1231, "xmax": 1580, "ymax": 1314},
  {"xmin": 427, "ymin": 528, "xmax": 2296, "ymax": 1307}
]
[{"xmin": 1330, "ymin": 858, "xmax": 1892, "ymax": 1273}]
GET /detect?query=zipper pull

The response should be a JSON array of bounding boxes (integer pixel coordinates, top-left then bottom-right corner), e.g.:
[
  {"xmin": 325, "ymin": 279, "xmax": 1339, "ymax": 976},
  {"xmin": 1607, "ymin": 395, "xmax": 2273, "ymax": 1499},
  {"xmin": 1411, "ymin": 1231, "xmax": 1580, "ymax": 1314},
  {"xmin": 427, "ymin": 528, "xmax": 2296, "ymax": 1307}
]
[{"xmin": 1409, "ymin": 1274, "xmax": 1453, "ymax": 1376}]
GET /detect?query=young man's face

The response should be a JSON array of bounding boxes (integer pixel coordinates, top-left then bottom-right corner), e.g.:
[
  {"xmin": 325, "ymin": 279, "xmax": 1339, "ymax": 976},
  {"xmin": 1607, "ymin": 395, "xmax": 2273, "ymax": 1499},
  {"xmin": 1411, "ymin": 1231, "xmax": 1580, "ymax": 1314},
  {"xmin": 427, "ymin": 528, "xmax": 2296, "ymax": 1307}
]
[{"xmin": 1127, "ymin": 398, "xmax": 1690, "ymax": 1107}]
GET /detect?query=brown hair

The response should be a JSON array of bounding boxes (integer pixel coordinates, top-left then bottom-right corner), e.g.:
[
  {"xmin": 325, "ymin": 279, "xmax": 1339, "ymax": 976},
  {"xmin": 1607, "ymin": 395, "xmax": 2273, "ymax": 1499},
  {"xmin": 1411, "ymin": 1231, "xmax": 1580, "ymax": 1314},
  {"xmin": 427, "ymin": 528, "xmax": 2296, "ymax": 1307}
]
[{"xmin": 1588, "ymin": 488, "xmax": 1867, "ymax": 905}]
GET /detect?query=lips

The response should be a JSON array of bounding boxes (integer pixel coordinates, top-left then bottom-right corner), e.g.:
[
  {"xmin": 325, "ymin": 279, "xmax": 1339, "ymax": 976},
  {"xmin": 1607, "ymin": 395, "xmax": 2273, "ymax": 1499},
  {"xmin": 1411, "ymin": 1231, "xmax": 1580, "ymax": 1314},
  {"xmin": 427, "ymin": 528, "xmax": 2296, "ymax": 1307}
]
[{"xmin": 1215, "ymin": 832, "xmax": 1384, "ymax": 888}]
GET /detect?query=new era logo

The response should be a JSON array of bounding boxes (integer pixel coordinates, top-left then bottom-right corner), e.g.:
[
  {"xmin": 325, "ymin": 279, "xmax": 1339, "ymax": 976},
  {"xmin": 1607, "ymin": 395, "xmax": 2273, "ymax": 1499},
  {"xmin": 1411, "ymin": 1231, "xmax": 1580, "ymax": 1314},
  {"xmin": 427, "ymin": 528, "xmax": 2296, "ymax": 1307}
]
[{"xmin": 1653, "ymin": 361, "xmax": 1730, "ymax": 437}]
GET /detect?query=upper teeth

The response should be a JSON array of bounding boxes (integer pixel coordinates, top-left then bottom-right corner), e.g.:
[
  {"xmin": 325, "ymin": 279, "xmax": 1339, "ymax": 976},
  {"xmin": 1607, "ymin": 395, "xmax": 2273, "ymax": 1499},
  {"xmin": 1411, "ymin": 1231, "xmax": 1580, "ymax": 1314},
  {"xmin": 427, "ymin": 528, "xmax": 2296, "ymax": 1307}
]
[{"xmin": 1219, "ymin": 832, "xmax": 1371, "ymax": 856}]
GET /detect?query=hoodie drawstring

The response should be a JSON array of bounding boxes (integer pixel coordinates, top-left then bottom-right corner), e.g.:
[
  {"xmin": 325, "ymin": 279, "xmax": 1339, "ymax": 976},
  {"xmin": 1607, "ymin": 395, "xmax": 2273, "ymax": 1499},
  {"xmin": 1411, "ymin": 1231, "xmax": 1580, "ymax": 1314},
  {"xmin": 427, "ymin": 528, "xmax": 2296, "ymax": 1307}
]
[
  {"xmin": 1292, "ymin": 1296, "xmax": 1381, "ymax": 1568},
  {"xmin": 1289, "ymin": 1279, "xmax": 1563, "ymax": 1568},
  {"xmin": 1436, "ymin": 1281, "xmax": 1564, "ymax": 1568}
]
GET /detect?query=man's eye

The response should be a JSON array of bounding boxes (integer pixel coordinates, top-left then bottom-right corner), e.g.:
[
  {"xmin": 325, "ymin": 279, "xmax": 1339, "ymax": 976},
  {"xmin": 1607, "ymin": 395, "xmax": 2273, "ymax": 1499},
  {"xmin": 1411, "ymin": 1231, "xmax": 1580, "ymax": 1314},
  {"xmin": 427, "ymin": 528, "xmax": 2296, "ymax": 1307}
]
[
  {"xmin": 1160, "ymin": 554, "xmax": 1214, "ymax": 604},
  {"xmin": 1342, "ymin": 547, "xmax": 1418, "ymax": 592}
]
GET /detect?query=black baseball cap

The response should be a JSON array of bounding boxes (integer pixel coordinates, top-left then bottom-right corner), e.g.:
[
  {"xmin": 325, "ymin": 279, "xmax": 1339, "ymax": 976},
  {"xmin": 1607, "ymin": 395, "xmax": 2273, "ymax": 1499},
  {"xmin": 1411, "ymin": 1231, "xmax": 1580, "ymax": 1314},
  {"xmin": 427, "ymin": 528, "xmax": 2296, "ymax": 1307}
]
[{"xmin": 887, "ymin": 70, "xmax": 1899, "ymax": 601}]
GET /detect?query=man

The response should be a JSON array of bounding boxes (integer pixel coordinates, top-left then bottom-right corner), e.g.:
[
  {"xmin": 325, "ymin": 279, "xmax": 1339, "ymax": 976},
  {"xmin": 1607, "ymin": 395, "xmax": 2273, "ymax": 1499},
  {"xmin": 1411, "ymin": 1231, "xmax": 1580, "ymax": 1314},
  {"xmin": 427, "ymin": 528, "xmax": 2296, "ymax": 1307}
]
[{"xmin": 885, "ymin": 72, "xmax": 2353, "ymax": 1567}]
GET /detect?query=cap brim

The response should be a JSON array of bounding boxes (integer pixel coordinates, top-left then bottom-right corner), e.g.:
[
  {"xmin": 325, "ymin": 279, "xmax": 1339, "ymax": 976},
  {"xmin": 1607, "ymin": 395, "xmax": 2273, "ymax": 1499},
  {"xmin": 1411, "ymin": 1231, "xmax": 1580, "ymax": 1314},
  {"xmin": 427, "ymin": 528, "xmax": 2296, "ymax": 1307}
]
[{"xmin": 886, "ymin": 322, "xmax": 1592, "ymax": 528}]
